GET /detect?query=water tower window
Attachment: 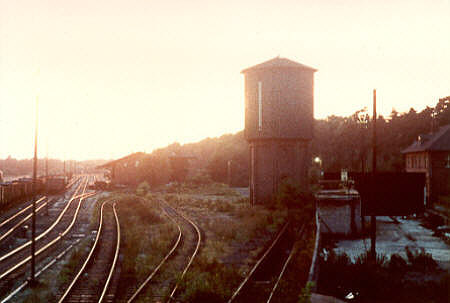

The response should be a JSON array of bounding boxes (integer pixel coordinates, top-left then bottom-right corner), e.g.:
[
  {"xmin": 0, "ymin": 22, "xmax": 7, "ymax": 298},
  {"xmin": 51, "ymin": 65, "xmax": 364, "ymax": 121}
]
[{"xmin": 258, "ymin": 81, "xmax": 262, "ymax": 131}]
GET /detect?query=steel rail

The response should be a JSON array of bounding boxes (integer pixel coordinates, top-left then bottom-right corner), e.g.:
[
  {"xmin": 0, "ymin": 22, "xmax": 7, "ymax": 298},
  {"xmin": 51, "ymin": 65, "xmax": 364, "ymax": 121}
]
[
  {"xmin": 65, "ymin": 176, "xmax": 80, "ymax": 190},
  {"xmin": 162, "ymin": 200, "xmax": 202, "ymax": 302},
  {"xmin": 98, "ymin": 202, "xmax": 121, "ymax": 303},
  {"xmin": 266, "ymin": 224, "xmax": 306, "ymax": 303},
  {"xmin": 126, "ymin": 207, "xmax": 183, "ymax": 303},
  {"xmin": 0, "ymin": 239, "xmax": 81, "ymax": 303},
  {"xmin": 57, "ymin": 199, "xmax": 118, "ymax": 303},
  {"xmin": 0, "ymin": 178, "xmax": 91, "ymax": 280},
  {"xmin": 0, "ymin": 198, "xmax": 51, "ymax": 244},
  {"xmin": 0, "ymin": 197, "xmax": 46, "ymax": 229},
  {"xmin": 57, "ymin": 200, "xmax": 107, "ymax": 303},
  {"xmin": 227, "ymin": 222, "xmax": 290, "ymax": 303},
  {"xmin": 0, "ymin": 178, "xmax": 86, "ymax": 263}
]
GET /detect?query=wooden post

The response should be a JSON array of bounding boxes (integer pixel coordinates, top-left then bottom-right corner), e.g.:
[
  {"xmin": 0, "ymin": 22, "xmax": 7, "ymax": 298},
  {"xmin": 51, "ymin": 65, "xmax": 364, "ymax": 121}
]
[
  {"xmin": 31, "ymin": 96, "xmax": 38, "ymax": 284},
  {"xmin": 371, "ymin": 89, "xmax": 377, "ymax": 259}
]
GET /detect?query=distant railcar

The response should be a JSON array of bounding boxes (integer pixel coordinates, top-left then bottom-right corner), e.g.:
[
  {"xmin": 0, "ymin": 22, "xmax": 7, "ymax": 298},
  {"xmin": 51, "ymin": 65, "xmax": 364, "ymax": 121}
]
[
  {"xmin": 0, "ymin": 178, "xmax": 44, "ymax": 207},
  {"xmin": 46, "ymin": 176, "xmax": 66, "ymax": 193}
]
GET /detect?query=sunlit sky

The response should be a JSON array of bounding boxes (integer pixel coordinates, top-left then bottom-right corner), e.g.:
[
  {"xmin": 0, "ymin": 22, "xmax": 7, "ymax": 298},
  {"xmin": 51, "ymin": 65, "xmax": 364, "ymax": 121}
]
[{"xmin": 1, "ymin": 0, "xmax": 449, "ymax": 160}]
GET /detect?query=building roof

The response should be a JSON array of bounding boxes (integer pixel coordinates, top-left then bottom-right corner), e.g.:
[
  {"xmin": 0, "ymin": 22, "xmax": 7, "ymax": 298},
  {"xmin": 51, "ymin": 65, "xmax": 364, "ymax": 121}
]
[
  {"xmin": 96, "ymin": 152, "xmax": 147, "ymax": 169},
  {"xmin": 402, "ymin": 124, "xmax": 450, "ymax": 153},
  {"xmin": 241, "ymin": 56, "xmax": 317, "ymax": 74}
]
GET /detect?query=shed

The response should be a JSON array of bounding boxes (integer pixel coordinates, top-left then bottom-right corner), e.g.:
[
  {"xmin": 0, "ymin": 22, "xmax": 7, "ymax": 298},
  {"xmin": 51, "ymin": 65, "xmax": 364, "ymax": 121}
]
[{"xmin": 401, "ymin": 124, "xmax": 450, "ymax": 205}]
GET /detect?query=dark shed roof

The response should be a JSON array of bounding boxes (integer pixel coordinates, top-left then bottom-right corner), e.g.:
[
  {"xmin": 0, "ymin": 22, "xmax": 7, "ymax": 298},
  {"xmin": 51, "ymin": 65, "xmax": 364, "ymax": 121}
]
[
  {"xmin": 241, "ymin": 57, "xmax": 317, "ymax": 74},
  {"xmin": 97, "ymin": 152, "xmax": 147, "ymax": 169},
  {"xmin": 401, "ymin": 124, "xmax": 450, "ymax": 153}
]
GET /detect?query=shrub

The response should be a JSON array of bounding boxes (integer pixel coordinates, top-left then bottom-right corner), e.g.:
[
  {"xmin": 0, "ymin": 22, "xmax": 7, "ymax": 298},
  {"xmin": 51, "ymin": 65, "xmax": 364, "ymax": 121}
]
[
  {"xmin": 136, "ymin": 181, "xmax": 150, "ymax": 196},
  {"xmin": 275, "ymin": 181, "xmax": 315, "ymax": 224},
  {"xmin": 319, "ymin": 248, "xmax": 446, "ymax": 302},
  {"xmin": 405, "ymin": 246, "xmax": 438, "ymax": 272},
  {"xmin": 298, "ymin": 282, "xmax": 314, "ymax": 303},
  {"xmin": 388, "ymin": 253, "xmax": 408, "ymax": 273}
]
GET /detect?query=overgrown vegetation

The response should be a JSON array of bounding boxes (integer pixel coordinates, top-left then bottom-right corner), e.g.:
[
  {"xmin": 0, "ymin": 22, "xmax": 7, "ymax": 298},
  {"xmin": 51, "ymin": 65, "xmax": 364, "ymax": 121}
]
[
  {"xmin": 22, "ymin": 281, "xmax": 56, "ymax": 303},
  {"xmin": 113, "ymin": 193, "xmax": 177, "ymax": 301},
  {"xmin": 159, "ymin": 184, "xmax": 285, "ymax": 301},
  {"xmin": 298, "ymin": 282, "xmax": 314, "ymax": 303},
  {"xmin": 168, "ymin": 181, "xmax": 317, "ymax": 302},
  {"xmin": 275, "ymin": 181, "xmax": 315, "ymax": 223},
  {"xmin": 318, "ymin": 248, "xmax": 448, "ymax": 302},
  {"xmin": 89, "ymin": 194, "xmax": 112, "ymax": 230},
  {"xmin": 58, "ymin": 238, "xmax": 92, "ymax": 285}
]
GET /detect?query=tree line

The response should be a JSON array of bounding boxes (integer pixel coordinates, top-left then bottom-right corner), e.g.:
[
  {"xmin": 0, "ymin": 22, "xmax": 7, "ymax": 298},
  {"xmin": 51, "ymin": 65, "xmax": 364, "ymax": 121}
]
[
  {"xmin": 161, "ymin": 96, "xmax": 449, "ymax": 186},
  {"xmin": 3, "ymin": 97, "xmax": 448, "ymax": 187}
]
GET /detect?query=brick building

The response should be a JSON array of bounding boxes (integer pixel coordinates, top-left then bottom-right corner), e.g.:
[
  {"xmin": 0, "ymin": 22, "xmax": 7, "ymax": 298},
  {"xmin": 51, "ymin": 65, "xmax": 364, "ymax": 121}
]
[
  {"xmin": 242, "ymin": 57, "xmax": 316, "ymax": 204},
  {"xmin": 98, "ymin": 152, "xmax": 148, "ymax": 185},
  {"xmin": 402, "ymin": 124, "xmax": 450, "ymax": 206}
]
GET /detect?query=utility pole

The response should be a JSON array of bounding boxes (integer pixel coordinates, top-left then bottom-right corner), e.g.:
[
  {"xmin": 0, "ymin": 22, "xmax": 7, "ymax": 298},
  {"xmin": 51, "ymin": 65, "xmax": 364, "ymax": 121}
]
[
  {"xmin": 45, "ymin": 152, "xmax": 49, "ymax": 179},
  {"xmin": 31, "ymin": 96, "xmax": 38, "ymax": 284},
  {"xmin": 371, "ymin": 89, "xmax": 377, "ymax": 259}
]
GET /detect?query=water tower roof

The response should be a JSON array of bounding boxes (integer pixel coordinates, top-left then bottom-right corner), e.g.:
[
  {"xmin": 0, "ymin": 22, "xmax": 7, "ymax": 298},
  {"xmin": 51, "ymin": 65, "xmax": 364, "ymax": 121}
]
[{"xmin": 241, "ymin": 57, "xmax": 317, "ymax": 74}]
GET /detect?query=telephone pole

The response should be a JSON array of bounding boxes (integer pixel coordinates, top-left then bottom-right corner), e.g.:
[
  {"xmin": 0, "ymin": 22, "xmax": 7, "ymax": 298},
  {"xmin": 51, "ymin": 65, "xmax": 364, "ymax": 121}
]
[
  {"xmin": 370, "ymin": 89, "xmax": 377, "ymax": 259},
  {"xmin": 31, "ymin": 96, "xmax": 38, "ymax": 284}
]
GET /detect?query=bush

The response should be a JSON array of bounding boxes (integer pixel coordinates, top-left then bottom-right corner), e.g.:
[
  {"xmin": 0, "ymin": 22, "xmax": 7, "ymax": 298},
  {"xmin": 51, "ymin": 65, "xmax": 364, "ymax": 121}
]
[
  {"xmin": 405, "ymin": 246, "xmax": 438, "ymax": 272},
  {"xmin": 388, "ymin": 253, "xmax": 408, "ymax": 273},
  {"xmin": 136, "ymin": 181, "xmax": 150, "ymax": 196},
  {"xmin": 275, "ymin": 181, "xmax": 315, "ymax": 225},
  {"xmin": 298, "ymin": 282, "xmax": 314, "ymax": 303},
  {"xmin": 319, "ymin": 248, "xmax": 446, "ymax": 302}
]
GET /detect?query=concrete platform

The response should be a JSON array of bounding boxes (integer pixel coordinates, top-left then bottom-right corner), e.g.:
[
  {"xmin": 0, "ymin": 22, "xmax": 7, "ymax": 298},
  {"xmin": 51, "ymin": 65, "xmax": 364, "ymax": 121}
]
[
  {"xmin": 333, "ymin": 216, "xmax": 450, "ymax": 270},
  {"xmin": 311, "ymin": 293, "xmax": 346, "ymax": 303}
]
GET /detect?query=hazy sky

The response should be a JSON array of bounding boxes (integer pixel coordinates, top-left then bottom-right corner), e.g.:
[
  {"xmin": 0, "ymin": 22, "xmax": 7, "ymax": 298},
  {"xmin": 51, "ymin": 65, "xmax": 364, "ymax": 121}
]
[{"xmin": 1, "ymin": 0, "xmax": 449, "ymax": 160}]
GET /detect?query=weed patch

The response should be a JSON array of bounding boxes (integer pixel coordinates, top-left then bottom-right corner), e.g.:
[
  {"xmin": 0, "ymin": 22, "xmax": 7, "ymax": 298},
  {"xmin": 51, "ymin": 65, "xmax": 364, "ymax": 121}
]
[{"xmin": 318, "ymin": 249, "xmax": 448, "ymax": 302}]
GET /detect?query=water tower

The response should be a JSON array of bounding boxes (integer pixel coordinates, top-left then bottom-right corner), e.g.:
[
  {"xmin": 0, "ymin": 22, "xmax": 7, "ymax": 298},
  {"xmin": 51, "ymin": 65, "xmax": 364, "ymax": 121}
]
[{"xmin": 242, "ymin": 57, "xmax": 316, "ymax": 204}]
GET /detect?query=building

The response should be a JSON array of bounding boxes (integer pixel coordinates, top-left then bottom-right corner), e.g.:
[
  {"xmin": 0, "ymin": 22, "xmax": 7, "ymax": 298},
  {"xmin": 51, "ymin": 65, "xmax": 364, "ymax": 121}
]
[
  {"xmin": 242, "ymin": 57, "xmax": 316, "ymax": 204},
  {"xmin": 402, "ymin": 124, "xmax": 450, "ymax": 206},
  {"xmin": 97, "ymin": 152, "xmax": 148, "ymax": 185}
]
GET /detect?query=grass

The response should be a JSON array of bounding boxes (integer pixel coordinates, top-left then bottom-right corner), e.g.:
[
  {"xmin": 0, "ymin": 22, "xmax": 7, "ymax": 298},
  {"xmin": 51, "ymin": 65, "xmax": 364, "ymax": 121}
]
[
  {"xmin": 58, "ymin": 238, "xmax": 92, "ymax": 285},
  {"xmin": 19, "ymin": 237, "xmax": 93, "ymax": 303},
  {"xmin": 104, "ymin": 181, "xmax": 315, "ymax": 302},
  {"xmin": 165, "ymin": 181, "xmax": 241, "ymax": 196},
  {"xmin": 318, "ymin": 248, "xmax": 448, "ymax": 302},
  {"xmin": 22, "ymin": 281, "xmax": 57, "ymax": 303},
  {"xmin": 112, "ymin": 193, "xmax": 178, "ymax": 301},
  {"xmin": 158, "ymin": 184, "xmax": 319, "ymax": 302},
  {"xmin": 89, "ymin": 194, "xmax": 112, "ymax": 230},
  {"xmin": 268, "ymin": 224, "xmax": 316, "ymax": 303}
]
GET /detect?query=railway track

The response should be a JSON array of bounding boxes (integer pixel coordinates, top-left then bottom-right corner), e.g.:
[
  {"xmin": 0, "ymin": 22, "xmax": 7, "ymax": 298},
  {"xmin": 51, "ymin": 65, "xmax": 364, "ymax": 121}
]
[
  {"xmin": 0, "ymin": 176, "xmax": 92, "ymax": 294},
  {"xmin": 124, "ymin": 199, "xmax": 201, "ymax": 303},
  {"xmin": 0, "ymin": 196, "xmax": 48, "ymax": 245},
  {"xmin": 228, "ymin": 222, "xmax": 307, "ymax": 303},
  {"xmin": 0, "ymin": 178, "xmax": 86, "ymax": 264},
  {"xmin": 58, "ymin": 201, "xmax": 121, "ymax": 303},
  {"xmin": 66, "ymin": 176, "xmax": 80, "ymax": 190},
  {"xmin": 0, "ymin": 196, "xmax": 46, "ymax": 230}
]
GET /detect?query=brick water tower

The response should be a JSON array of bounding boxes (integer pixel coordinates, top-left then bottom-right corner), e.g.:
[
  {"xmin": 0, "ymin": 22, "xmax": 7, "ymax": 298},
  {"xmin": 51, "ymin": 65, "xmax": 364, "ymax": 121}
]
[{"xmin": 242, "ymin": 57, "xmax": 316, "ymax": 204}]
